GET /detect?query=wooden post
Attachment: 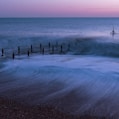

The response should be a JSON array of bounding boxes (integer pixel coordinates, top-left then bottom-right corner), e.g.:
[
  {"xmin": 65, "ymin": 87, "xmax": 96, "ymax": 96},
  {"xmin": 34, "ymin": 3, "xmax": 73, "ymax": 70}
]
[
  {"xmin": 27, "ymin": 50, "xmax": 30, "ymax": 56},
  {"xmin": 12, "ymin": 52, "xmax": 15, "ymax": 59},
  {"xmin": 56, "ymin": 41, "xmax": 58, "ymax": 51},
  {"xmin": 48, "ymin": 42, "xmax": 51, "ymax": 53},
  {"xmin": 40, "ymin": 43, "xmax": 42, "ymax": 52},
  {"xmin": 49, "ymin": 42, "xmax": 51, "ymax": 48},
  {"xmin": 42, "ymin": 48, "xmax": 44, "ymax": 55},
  {"xmin": 1, "ymin": 48, "xmax": 4, "ymax": 56},
  {"xmin": 31, "ymin": 45, "xmax": 33, "ymax": 53},
  {"xmin": 60, "ymin": 45, "xmax": 63, "ymax": 53}
]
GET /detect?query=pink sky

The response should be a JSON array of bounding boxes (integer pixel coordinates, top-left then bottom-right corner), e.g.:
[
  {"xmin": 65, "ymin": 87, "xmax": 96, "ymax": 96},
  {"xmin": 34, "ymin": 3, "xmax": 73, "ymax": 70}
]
[{"xmin": 0, "ymin": 0, "xmax": 119, "ymax": 17}]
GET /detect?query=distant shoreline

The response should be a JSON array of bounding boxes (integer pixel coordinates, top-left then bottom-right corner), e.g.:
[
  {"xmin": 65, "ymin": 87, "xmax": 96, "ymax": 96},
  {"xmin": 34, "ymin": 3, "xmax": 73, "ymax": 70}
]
[{"xmin": 0, "ymin": 17, "xmax": 119, "ymax": 19}]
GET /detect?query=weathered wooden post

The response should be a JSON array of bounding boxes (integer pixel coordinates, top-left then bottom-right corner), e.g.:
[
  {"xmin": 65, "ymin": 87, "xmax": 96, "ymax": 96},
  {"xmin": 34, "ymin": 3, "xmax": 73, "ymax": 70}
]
[
  {"xmin": 40, "ymin": 43, "xmax": 42, "ymax": 52},
  {"xmin": 31, "ymin": 45, "xmax": 33, "ymax": 53},
  {"xmin": 48, "ymin": 42, "xmax": 51, "ymax": 53},
  {"xmin": 18, "ymin": 46, "xmax": 20, "ymax": 55},
  {"xmin": 1, "ymin": 48, "xmax": 4, "ymax": 56},
  {"xmin": 12, "ymin": 52, "xmax": 15, "ymax": 59},
  {"xmin": 42, "ymin": 47, "xmax": 44, "ymax": 55},
  {"xmin": 60, "ymin": 45, "xmax": 63, "ymax": 53},
  {"xmin": 27, "ymin": 50, "xmax": 30, "ymax": 56},
  {"xmin": 49, "ymin": 42, "xmax": 51, "ymax": 48}
]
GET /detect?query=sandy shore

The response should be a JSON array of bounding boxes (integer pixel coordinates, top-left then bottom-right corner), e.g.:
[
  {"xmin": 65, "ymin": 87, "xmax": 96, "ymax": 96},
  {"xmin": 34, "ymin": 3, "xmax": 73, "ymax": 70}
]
[{"xmin": 0, "ymin": 97, "xmax": 107, "ymax": 119}]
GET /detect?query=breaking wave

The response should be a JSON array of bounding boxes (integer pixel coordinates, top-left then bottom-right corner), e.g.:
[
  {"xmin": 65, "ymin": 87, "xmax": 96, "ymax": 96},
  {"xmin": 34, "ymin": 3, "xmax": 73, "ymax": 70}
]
[{"xmin": 0, "ymin": 35, "xmax": 119, "ymax": 58}]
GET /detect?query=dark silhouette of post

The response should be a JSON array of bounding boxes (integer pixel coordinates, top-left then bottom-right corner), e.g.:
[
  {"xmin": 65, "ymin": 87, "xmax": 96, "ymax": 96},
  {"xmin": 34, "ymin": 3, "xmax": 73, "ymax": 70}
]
[
  {"xmin": 1, "ymin": 48, "xmax": 4, "ymax": 56},
  {"xmin": 18, "ymin": 46, "xmax": 20, "ymax": 55},
  {"xmin": 56, "ymin": 41, "xmax": 58, "ymax": 51},
  {"xmin": 27, "ymin": 50, "xmax": 30, "ymax": 56},
  {"xmin": 42, "ymin": 48, "xmax": 44, "ymax": 55},
  {"xmin": 12, "ymin": 52, "xmax": 15, "ymax": 59},
  {"xmin": 111, "ymin": 27, "xmax": 116, "ymax": 37},
  {"xmin": 49, "ymin": 42, "xmax": 51, "ymax": 48},
  {"xmin": 40, "ymin": 44, "xmax": 42, "ymax": 52},
  {"xmin": 52, "ymin": 45, "xmax": 54, "ymax": 54},
  {"xmin": 60, "ymin": 45, "xmax": 63, "ymax": 53},
  {"xmin": 31, "ymin": 45, "xmax": 33, "ymax": 53},
  {"xmin": 48, "ymin": 42, "xmax": 51, "ymax": 53}
]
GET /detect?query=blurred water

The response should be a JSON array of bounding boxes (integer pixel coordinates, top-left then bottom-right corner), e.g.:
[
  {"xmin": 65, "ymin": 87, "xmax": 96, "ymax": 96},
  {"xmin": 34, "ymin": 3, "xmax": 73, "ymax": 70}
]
[
  {"xmin": 0, "ymin": 55, "xmax": 119, "ymax": 118},
  {"xmin": 0, "ymin": 18, "xmax": 119, "ymax": 57},
  {"xmin": 0, "ymin": 18, "xmax": 119, "ymax": 37},
  {"xmin": 0, "ymin": 18, "xmax": 119, "ymax": 46},
  {"xmin": 0, "ymin": 18, "xmax": 119, "ymax": 118}
]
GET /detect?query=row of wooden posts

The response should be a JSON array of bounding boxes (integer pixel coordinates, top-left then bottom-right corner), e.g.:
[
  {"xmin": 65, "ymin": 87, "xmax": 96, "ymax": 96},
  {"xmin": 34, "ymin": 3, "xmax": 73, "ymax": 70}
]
[{"xmin": 1, "ymin": 42, "xmax": 70, "ymax": 59}]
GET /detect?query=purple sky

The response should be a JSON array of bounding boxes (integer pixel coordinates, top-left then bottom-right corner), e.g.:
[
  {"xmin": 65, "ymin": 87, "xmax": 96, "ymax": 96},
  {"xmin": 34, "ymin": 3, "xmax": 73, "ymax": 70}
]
[{"xmin": 0, "ymin": 0, "xmax": 119, "ymax": 17}]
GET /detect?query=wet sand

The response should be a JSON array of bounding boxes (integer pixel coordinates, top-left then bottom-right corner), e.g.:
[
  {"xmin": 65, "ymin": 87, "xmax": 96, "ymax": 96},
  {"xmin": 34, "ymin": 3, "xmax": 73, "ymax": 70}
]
[{"xmin": 0, "ymin": 97, "xmax": 107, "ymax": 119}]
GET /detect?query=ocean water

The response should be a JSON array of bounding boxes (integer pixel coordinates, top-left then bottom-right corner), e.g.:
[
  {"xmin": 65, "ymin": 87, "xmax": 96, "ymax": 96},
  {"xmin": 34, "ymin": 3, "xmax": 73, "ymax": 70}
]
[
  {"xmin": 0, "ymin": 18, "xmax": 119, "ymax": 56},
  {"xmin": 0, "ymin": 18, "xmax": 119, "ymax": 118}
]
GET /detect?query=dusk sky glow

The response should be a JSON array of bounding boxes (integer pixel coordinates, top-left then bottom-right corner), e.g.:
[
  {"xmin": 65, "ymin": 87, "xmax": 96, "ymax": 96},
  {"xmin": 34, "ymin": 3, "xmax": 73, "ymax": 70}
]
[{"xmin": 0, "ymin": 0, "xmax": 119, "ymax": 17}]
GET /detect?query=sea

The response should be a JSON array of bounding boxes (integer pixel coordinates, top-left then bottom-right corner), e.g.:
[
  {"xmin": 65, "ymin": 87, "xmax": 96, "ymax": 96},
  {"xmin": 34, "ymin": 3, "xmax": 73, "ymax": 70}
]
[{"xmin": 0, "ymin": 18, "xmax": 119, "ymax": 118}]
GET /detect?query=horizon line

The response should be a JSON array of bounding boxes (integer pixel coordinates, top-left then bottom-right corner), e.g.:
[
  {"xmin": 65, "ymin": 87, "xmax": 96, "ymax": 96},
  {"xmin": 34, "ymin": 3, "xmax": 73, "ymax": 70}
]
[{"xmin": 0, "ymin": 16, "xmax": 119, "ymax": 18}]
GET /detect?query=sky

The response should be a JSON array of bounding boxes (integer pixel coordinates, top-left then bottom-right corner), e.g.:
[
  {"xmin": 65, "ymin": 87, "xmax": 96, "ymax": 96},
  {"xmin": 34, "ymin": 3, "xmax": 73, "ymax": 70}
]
[{"xmin": 0, "ymin": 0, "xmax": 119, "ymax": 17}]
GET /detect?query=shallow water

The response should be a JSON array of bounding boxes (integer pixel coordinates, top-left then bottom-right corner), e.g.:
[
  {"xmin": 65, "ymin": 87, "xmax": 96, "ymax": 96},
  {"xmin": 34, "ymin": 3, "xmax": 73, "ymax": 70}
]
[{"xmin": 0, "ymin": 55, "xmax": 119, "ymax": 117}]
